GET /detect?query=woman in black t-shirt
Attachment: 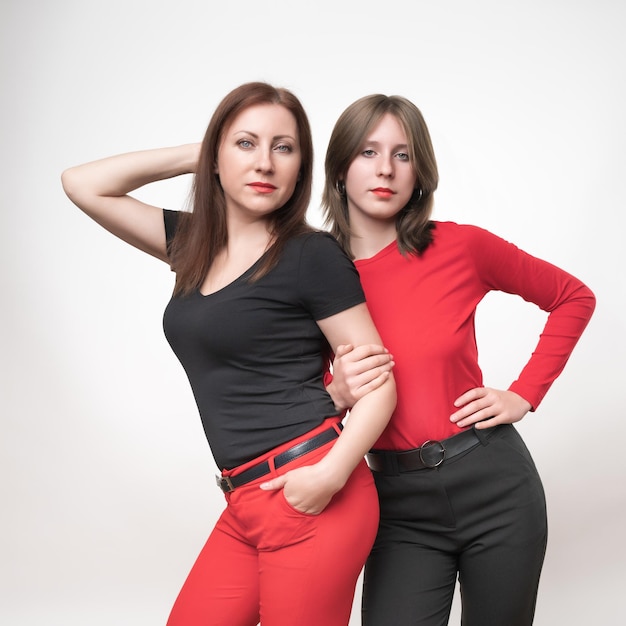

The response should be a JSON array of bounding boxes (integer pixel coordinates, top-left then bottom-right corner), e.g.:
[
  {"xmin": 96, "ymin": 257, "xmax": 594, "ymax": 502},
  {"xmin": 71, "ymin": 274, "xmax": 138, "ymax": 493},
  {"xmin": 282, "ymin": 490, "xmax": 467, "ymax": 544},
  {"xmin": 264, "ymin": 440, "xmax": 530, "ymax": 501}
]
[{"xmin": 61, "ymin": 82, "xmax": 396, "ymax": 626}]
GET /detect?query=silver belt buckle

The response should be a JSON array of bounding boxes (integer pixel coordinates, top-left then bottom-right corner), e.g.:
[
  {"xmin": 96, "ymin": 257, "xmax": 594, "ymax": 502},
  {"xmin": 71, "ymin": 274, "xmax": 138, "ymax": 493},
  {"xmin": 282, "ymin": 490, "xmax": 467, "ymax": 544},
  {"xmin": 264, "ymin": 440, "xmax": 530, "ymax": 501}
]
[
  {"xmin": 419, "ymin": 440, "xmax": 446, "ymax": 468},
  {"xmin": 216, "ymin": 474, "xmax": 235, "ymax": 493}
]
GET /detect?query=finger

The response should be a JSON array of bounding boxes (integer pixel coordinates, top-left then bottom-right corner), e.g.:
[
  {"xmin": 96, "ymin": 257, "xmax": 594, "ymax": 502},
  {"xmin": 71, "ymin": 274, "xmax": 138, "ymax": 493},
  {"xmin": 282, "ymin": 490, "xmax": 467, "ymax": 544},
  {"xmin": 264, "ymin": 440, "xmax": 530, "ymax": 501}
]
[
  {"xmin": 475, "ymin": 416, "xmax": 501, "ymax": 429},
  {"xmin": 349, "ymin": 344, "xmax": 390, "ymax": 360},
  {"xmin": 259, "ymin": 475, "xmax": 288, "ymax": 491},
  {"xmin": 450, "ymin": 399, "xmax": 483, "ymax": 422},
  {"xmin": 454, "ymin": 412, "xmax": 489, "ymax": 428},
  {"xmin": 450, "ymin": 399, "xmax": 494, "ymax": 424},
  {"xmin": 347, "ymin": 356, "xmax": 394, "ymax": 381},
  {"xmin": 359, "ymin": 354, "xmax": 394, "ymax": 370},
  {"xmin": 357, "ymin": 365, "xmax": 393, "ymax": 387},
  {"xmin": 453, "ymin": 386, "xmax": 487, "ymax": 407},
  {"xmin": 354, "ymin": 371, "xmax": 390, "ymax": 397}
]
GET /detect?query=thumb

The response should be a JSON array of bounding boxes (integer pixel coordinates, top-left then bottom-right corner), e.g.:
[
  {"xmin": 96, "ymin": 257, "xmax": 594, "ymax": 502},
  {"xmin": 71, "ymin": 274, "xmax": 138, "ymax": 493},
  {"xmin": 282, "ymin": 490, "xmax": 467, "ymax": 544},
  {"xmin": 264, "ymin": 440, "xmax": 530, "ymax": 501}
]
[
  {"xmin": 334, "ymin": 344, "xmax": 354, "ymax": 358},
  {"xmin": 259, "ymin": 475, "xmax": 288, "ymax": 491}
]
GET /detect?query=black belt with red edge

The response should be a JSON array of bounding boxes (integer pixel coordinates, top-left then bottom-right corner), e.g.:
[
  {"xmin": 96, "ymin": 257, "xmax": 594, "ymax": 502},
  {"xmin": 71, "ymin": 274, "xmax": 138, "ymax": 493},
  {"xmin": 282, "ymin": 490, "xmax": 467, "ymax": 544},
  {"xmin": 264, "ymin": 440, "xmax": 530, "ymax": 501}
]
[
  {"xmin": 366, "ymin": 425, "xmax": 500, "ymax": 475},
  {"xmin": 216, "ymin": 423, "xmax": 343, "ymax": 493}
]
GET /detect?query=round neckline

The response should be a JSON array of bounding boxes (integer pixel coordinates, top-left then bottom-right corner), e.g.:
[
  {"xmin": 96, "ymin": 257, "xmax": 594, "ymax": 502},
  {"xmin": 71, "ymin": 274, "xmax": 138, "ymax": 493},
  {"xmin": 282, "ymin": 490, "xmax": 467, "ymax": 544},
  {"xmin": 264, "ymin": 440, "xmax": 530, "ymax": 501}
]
[{"xmin": 354, "ymin": 239, "xmax": 398, "ymax": 266}]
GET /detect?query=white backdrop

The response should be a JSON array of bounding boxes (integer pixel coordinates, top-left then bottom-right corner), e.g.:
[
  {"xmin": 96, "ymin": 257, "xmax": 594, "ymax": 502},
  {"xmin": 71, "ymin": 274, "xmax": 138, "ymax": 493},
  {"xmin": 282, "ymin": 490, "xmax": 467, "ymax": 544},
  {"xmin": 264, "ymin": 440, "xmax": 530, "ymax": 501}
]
[{"xmin": 2, "ymin": 1, "xmax": 624, "ymax": 624}]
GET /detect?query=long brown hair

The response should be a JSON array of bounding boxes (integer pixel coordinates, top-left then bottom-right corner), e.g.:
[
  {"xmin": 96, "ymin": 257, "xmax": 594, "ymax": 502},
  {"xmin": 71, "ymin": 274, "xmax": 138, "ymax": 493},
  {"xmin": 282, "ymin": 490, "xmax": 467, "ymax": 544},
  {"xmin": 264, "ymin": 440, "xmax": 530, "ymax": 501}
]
[
  {"xmin": 170, "ymin": 82, "xmax": 314, "ymax": 296},
  {"xmin": 322, "ymin": 94, "xmax": 439, "ymax": 258}
]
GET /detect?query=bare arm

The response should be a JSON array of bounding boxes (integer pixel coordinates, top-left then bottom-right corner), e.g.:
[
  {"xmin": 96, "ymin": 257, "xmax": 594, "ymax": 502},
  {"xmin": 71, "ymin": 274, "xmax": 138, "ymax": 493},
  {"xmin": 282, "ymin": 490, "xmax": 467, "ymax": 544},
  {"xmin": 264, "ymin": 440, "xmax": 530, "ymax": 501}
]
[
  {"xmin": 261, "ymin": 303, "xmax": 396, "ymax": 514},
  {"xmin": 61, "ymin": 144, "xmax": 200, "ymax": 262},
  {"xmin": 326, "ymin": 343, "xmax": 395, "ymax": 410}
]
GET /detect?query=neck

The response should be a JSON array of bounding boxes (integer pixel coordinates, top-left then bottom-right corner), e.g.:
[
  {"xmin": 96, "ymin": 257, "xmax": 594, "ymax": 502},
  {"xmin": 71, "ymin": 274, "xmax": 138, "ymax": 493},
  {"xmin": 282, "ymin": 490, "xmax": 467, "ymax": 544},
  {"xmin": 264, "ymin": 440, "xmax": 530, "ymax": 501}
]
[
  {"xmin": 226, "ymin": 212, "xmax": 273, "ymax": 248},
  {"xmin": 347, "ymin": 204, "xmax": 399, "ymax": 260},
  {"xmin": 350, "ymin": 221, "xmax": 397, "ymax": 261}
]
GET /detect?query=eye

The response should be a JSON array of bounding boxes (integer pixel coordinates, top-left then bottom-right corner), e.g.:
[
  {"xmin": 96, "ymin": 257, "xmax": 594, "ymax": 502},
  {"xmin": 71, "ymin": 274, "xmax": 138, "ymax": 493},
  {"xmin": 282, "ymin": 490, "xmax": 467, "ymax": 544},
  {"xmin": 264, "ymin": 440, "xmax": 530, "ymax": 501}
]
[
  {"xmin": 274, "ymin": 143, "xmax": 293, "ymax": 153},
  {"xmin": 395, "ymin": 152, "xmax": 410, "ymax": 161},
  {"xmin": 362, "ymin": 149, "xmax": 376, "ymax": 157},
  {"xmin": 237, "ymin": 139, "xmax": 254, "ymax": 149}
]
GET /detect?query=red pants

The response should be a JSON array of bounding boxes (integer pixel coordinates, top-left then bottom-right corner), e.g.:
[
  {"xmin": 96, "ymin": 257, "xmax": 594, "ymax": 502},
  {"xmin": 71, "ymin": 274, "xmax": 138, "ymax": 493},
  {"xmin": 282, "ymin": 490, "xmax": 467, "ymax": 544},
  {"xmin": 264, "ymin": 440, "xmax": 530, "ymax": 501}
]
[{"xmin": 166, "ymin": 418, "xmax": 380, "ymax": 626}]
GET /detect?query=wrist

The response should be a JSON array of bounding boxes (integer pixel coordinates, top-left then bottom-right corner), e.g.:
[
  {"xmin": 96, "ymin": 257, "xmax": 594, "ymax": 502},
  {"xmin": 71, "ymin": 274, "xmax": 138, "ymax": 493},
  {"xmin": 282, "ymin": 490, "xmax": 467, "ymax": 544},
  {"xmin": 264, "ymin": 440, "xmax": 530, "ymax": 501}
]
[
  {"xmin": 314, "ymin": 456, "xmax": 349, "ymax": 493},
  {"xmin": 180, "ymin": 143, "xmax": 201, "ymax": 174}
]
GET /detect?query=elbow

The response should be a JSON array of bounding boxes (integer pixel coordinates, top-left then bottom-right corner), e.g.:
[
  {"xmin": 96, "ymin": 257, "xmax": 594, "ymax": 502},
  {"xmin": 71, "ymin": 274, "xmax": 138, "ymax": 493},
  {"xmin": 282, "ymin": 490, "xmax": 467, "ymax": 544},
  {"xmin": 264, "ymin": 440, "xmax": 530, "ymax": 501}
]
[
  {"xmin": 61, "ymin": 166, "xmax": 94, "ymax": 214},
  {"xmin": 562, "ymin": 282, "xmax": 597, "ymax": 322},
  {"xmin": 60, "ymin": 167, "xmax": 80, "ymax": 202},
  {"xmin": 587, "ymin": 287, "xmax": 597, "ymax": 315},
  {"xmin": 579, "ymin": 284, "xmax": 597, "ymax": 321}
]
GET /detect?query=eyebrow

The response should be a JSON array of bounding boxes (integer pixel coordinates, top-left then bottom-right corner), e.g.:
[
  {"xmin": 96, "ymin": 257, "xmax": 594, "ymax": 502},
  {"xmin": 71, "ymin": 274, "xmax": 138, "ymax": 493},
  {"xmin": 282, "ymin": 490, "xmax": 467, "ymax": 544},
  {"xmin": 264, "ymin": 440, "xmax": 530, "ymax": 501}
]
[
  {"xmin": 362, "ymin": 140, "xmax": 409, "ymax": 150},
  {"xmin": 233, "ymin": 130, "xmax": 297, "ymax": 142}
]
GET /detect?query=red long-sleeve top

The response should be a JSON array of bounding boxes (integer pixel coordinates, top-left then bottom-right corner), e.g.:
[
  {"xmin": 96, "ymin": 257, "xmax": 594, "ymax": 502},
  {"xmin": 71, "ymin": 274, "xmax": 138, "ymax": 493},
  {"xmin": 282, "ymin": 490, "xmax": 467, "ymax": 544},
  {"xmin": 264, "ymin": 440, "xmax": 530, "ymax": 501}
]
[{"xmin": 354, "ymin": 222, "xmax": 596, "ymax": 450}]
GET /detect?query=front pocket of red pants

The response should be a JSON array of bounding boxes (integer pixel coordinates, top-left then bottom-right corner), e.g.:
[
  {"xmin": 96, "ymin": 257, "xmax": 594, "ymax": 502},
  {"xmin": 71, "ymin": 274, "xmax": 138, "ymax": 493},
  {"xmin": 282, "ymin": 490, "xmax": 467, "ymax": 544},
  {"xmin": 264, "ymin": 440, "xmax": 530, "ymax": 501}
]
[
  {"xmin": 274, "ymin": 442, "xmax": 336, "ymax": 518},
  {"xmin": 253, "ymin": 488, "xmax": 318, "ymax": 551}
]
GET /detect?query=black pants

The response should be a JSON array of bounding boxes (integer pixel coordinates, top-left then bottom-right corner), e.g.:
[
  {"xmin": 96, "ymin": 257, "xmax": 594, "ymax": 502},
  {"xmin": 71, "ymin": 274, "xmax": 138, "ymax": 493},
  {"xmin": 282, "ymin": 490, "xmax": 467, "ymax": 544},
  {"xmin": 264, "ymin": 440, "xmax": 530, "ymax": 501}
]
[{"xmin": 362, "ymin": 425, "xmax": 547, "ymax": 626}]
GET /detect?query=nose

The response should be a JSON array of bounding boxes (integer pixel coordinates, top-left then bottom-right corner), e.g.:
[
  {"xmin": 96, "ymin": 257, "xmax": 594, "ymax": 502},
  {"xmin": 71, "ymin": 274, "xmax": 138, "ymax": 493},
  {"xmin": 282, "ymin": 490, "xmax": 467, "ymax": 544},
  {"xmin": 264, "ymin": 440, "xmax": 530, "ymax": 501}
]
[
  {"xmin": 377, "ymin": 154, "xmax": 394, "ymax": 178},
  {"xmin": 255, "ymin": 148, "xmax": 274, "ymax": 173}
]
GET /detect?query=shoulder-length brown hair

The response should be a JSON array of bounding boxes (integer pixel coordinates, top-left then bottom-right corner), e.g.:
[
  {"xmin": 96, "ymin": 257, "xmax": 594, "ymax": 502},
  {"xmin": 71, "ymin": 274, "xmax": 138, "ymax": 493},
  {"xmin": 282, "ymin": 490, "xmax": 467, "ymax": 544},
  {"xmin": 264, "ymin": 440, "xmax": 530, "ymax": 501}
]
[
  {"xmin": 322, "ymin": 94, "xmax": 439, "ymax": 258},
  {"xmin": 170, "ymin": 82, "xmax": 314, "ymax": 296}
]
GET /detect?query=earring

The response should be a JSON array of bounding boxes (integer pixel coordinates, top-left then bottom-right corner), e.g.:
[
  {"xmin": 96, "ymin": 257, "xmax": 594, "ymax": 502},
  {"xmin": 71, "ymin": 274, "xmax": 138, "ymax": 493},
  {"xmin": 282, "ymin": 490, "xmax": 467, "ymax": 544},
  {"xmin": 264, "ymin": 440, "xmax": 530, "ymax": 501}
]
[
  {"xmin": 415, "ymin": 188, "xmax": 423, "ymax": 201},
  {"xmin": 335, "ymin": 180, "xmax": 346, "ymax": 196}
]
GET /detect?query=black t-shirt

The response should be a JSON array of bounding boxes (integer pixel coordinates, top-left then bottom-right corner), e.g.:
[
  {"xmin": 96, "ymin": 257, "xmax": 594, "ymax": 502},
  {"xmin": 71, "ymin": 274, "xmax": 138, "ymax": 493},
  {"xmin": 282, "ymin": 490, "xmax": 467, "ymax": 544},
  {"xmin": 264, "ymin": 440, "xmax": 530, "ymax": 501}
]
[{"xmin": 162, "ymin": 210, "xmax": 366, "ymax": 469}]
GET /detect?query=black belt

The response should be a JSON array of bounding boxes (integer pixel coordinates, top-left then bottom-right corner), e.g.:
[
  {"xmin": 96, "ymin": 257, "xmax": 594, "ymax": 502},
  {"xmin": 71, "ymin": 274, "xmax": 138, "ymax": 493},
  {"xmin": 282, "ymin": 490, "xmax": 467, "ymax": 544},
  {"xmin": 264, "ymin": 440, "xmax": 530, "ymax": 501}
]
[
  {"xmin": 366, "ymin": 425, "xmax": 500, "ymax": 475},
  {"xmin": 216, "ymin": 423, "xmax": 343, "ymax": 493}
]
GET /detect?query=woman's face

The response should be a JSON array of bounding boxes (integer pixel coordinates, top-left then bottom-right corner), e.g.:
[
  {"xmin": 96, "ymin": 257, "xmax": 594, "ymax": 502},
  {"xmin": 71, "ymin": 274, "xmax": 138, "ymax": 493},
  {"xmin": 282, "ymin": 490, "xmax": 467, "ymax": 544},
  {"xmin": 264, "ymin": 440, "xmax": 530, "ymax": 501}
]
[
  {"xmin": 344, "ymin": 113, "xmax": 417, "ymax": 229},
  {"xmin": 216, "ymin": 103, "xmax": 301, "ymax": 222}
]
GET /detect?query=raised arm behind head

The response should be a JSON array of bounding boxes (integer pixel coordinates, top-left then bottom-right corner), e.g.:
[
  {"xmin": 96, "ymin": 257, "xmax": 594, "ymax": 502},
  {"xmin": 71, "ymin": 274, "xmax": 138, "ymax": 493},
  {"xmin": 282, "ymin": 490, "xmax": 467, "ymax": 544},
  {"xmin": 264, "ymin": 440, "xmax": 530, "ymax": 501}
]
[{"xmin": 61, "ymin": 143, "xmax": 200, "ymax": 262}]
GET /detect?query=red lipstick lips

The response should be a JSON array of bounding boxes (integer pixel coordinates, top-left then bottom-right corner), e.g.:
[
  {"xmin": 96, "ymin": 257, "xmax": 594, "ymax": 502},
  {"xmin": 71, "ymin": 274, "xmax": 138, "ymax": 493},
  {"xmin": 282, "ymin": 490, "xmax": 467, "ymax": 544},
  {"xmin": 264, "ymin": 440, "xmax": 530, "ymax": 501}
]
[
  {"xmin": 249, "ymin": 182, "xmax": 276, "ymax": 193},
  {"xmin": 371, "ymin": 187, "xmax": 394, "ymax": 198}
]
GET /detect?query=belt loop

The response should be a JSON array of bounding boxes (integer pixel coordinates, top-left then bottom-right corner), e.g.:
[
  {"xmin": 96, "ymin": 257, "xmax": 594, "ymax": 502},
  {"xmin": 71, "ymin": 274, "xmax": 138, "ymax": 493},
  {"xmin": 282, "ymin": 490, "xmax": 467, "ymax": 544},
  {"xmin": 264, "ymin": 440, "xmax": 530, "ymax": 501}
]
[
  {"xmin": 473, "ymin": 424, "xmax": 491, "ymax": 446},
  {"xmin": 267, "ymin": 455, "xmax": 277, "ymax": 473}
]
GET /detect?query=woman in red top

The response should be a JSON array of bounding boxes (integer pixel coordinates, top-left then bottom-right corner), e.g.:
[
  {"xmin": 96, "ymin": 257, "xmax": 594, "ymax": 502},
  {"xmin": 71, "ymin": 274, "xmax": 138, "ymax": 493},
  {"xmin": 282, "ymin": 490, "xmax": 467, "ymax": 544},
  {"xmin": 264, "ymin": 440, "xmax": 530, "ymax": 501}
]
[{"xmin": 322, "ymin": 95, "xmax": 595, "ymax": 626}]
